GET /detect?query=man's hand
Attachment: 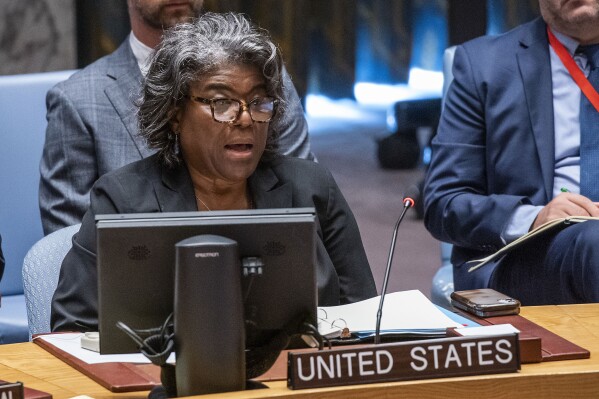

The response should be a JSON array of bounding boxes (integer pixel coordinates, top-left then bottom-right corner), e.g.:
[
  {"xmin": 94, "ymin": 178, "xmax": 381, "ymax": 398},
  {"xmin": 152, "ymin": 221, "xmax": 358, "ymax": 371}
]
[{"xmin": 532, "ymin": 193, "xmax": 599, "ymax": 230}]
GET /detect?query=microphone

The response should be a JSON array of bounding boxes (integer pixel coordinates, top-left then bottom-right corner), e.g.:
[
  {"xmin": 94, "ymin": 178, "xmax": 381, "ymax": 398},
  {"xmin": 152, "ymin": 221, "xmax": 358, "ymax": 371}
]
[{"xmin": 374, "ymin": 185, "xmax": 419, "ymax": 344}]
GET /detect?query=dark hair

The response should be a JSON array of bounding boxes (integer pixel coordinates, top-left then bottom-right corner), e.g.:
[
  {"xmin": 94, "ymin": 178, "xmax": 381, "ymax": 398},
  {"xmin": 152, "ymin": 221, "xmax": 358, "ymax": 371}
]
[{"xmin": 137, "ymin": 12, "xmax": 286, "ymax": 167}]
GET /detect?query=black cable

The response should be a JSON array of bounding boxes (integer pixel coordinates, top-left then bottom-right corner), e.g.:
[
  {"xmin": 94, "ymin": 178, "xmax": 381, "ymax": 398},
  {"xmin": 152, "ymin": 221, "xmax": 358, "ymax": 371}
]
[{"xmin": 116, "ymin": 321, "xmax": 154, "ymax": 354}]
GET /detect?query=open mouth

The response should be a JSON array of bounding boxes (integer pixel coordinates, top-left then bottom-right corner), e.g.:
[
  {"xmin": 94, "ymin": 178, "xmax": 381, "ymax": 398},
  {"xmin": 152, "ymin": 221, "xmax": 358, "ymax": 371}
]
[{"xmin": 225, "ymin": 144, "xmax": 254, "ymax": 152}]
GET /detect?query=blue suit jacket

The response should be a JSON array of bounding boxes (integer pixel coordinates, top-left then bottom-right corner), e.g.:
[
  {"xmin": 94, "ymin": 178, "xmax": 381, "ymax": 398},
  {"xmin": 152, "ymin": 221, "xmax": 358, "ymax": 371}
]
[
  {"xmin": 424, "ymin": 17, "xmax": 556, "ymax": 289},
  {"xmin": 40, "ymin": 37, "xmax": 313, "ymax": 235}
]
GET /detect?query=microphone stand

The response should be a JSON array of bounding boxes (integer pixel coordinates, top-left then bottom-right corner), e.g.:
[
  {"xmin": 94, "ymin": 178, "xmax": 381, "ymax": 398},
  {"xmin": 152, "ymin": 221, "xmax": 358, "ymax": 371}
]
[{"xmin": 374, "ymin": 196, "xmax": 415, "ymax": 344}]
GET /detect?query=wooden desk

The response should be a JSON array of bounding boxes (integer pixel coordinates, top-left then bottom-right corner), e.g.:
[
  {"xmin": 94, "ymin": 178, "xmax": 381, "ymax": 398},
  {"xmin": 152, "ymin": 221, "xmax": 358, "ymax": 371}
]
[{"xmin": 1, "ymin": 304, "xmax": 598, "ymax": 399}]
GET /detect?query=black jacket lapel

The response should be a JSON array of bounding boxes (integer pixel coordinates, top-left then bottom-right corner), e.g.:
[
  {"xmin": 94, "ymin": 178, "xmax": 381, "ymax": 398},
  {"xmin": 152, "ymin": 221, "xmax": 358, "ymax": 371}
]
[
  {"xmin": 158, "ymin": 162, "xmax": 198, "ymax": 212},
  {"xmin": 249, "ymin": 162, "xmax": 293, "ymax": 209}
]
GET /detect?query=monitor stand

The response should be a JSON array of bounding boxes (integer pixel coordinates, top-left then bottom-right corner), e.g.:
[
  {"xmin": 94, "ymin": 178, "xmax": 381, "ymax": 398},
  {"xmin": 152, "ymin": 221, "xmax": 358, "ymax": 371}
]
[{"xmin": 174, "ymin": 235, "xmax": 246, "ymax": 396}]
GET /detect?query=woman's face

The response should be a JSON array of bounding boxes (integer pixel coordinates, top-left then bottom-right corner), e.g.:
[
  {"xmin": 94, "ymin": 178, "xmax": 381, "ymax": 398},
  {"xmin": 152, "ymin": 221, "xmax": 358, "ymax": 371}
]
[{"xmin": 174, "ymin": 63, "xmax": 270, "ymax": 185}]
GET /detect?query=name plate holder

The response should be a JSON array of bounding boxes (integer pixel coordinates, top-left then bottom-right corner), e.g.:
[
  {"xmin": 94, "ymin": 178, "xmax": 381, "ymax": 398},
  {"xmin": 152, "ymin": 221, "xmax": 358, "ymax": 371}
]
[
  {"xmin": 0, "ymin": 382, "xmax": 23, "ymax": 399},
  {"xmin": 288, "ymin": 333, "xmax": 520, "ymax": 390}
]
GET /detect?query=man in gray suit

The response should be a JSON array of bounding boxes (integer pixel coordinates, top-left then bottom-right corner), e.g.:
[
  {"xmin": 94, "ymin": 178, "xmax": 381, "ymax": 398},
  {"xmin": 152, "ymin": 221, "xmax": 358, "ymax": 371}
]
[{"xmin": 39, "ymin": 0, "xmax": 313, "ymax": 235}]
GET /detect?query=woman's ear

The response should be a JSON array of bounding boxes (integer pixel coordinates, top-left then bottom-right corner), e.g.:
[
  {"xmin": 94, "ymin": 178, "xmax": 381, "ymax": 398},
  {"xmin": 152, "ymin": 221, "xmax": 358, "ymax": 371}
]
[{"xmin": 169, "ymin": 107, "xmax": 182, "ymax": 133}]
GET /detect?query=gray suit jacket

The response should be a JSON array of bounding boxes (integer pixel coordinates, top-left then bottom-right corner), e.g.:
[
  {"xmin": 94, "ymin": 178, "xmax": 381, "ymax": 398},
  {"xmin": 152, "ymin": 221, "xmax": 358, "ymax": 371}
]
[
  {"xmin": 51, "ymin": 155, "xmax": 377, "ymax": 332},
  {"xmin": 40, "ymin": 38, "xmax": 313, "ymax": 235}
]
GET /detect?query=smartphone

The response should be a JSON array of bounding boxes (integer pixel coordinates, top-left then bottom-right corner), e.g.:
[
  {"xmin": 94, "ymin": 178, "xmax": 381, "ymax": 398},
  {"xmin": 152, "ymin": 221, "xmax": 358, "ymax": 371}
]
[{"xmin": 450, "ymin": 288, "xmax": 520, "ymax": 318}]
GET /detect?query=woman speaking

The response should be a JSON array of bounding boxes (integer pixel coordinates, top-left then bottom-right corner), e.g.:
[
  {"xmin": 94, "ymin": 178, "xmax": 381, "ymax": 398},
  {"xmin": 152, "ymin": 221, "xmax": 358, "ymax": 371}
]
[{"xmin": 51, "ymin": 12, "xmax": 376, "ymax": 332}]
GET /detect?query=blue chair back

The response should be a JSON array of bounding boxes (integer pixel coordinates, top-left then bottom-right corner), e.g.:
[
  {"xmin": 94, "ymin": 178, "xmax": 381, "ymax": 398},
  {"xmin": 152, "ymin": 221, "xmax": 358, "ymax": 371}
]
[
  {"xmin": 23, "ymin": 224, "xmax": 80, "ymax": 338},
  {"xmin": 442, "ymin": 46, "xmax": 457, "ymax": 100},
  {"xmin": 0, "ymin": 70, "xmax": 76, "ymax": 296},
  {"xmin": 430, "ymin": 47, "xmax": 457, "ymax": 307}
]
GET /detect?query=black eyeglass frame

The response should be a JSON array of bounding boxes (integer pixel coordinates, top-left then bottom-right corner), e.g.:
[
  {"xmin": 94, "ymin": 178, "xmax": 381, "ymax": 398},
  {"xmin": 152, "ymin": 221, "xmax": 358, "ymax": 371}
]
[{"xmin": 187, "ymin": 95, "xmax": 278, "ymax": 124}]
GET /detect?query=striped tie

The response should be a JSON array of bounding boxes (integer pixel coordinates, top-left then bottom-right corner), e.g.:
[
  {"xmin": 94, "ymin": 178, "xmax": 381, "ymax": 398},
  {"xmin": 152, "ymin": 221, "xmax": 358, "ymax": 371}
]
[{"xmin": 579, "ymin": 44, "xmax": 599, "ymax": 201}]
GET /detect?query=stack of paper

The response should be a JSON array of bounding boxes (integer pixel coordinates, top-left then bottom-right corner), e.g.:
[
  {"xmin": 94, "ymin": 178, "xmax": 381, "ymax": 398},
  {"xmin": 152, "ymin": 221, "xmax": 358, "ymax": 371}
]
[
  {"xmin": 318, "ymin": 290, "xmax": 462, "ymax": 340},
  {"xmin": 468, "ymin": 216, "xmax": 599, "ymax": 272}
]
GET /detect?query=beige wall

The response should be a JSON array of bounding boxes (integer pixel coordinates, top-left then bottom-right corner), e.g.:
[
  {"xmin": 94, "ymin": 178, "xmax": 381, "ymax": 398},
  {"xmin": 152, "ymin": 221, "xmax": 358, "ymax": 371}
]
[{"xmin": 0, "ymin": 0, "xmax": 76, "ymax": 75}]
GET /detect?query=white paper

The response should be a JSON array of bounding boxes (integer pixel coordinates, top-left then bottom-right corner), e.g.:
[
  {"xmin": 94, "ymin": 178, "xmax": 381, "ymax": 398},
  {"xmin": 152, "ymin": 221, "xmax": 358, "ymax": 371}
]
[
  {"xmin": 33, "ymin": 333, "xmax": 175, "ymax": 364},
  {"xmin": 318, "ymin": 290, "xmax": 462, "ymax": 333},
  {"xmin": 455, "ymin": 324, "xmax": 520, "ymax": 337}
]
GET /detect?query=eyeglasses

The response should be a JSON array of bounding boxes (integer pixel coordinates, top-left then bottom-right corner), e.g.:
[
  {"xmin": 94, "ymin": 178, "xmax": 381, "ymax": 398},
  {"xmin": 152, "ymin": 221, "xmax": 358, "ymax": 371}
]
[{"xmin": 188, "ymin": 95, "xmax": 278, "ymax": 123}]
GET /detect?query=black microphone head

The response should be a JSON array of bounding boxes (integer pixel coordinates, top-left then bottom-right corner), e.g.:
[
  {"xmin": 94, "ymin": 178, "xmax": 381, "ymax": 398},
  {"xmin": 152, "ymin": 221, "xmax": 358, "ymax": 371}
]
[{"xmin": 403, "ymin": 184, "xmax": 420, "ymax": 208}]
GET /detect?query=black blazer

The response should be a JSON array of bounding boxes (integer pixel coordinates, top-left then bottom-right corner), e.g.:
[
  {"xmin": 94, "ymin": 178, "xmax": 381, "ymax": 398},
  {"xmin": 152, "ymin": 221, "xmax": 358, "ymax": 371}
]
[{"xmin": 51, "ymin": 154, "xmax": 377, "ymax": 332}]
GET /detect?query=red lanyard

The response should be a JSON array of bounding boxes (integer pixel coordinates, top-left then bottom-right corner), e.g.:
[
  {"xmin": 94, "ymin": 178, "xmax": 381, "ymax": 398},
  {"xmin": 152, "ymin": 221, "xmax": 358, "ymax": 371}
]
[{"xmin": 547, "ymin": 26, "xmax": 599, "ymax": 112}]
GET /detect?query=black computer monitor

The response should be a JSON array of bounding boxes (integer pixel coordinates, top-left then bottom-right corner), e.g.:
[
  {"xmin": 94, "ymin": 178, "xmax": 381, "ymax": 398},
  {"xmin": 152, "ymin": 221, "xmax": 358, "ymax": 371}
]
[{"xmin": 95, "ymin": 208, "xmax": 317, "ymax": 355}]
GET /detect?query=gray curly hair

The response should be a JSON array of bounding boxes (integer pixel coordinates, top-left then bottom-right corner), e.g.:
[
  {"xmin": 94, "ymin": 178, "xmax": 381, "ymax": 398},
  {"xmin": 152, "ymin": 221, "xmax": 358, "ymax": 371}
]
[{"xmin": 137, "ymin": 12, "xmax": 286, "ymax": 167}]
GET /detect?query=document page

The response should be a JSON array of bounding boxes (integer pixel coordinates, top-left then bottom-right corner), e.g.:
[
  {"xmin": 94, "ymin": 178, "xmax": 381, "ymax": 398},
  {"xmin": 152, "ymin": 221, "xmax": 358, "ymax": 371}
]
[
  {"xmin": 34, "ymin": 333, "xmax": 175, "ymax": 364},
  {"xmin": 318, "ymin": 290, "xmax": 462, "ymax": 338},
  {"xmin": 468, "ymin": 216, "xmax": 599, "ymax": 272}
]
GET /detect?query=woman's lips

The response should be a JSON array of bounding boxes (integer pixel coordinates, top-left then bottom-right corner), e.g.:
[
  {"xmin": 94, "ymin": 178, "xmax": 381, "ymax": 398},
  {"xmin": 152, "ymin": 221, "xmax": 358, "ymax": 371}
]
[
  {"xmin": 224, "ymin": 144, "xmax": 254, "ymax": 159},
  {"xmin": 225, "ymin": 144, "xmax": 253, "ymax": 152}
]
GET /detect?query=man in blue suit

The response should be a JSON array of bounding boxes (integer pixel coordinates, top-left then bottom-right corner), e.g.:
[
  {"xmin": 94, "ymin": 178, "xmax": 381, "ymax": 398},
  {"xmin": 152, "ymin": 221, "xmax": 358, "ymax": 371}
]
[
  {"xmin": 424, "ymin": 0, "xmax": 599, "ymax": 305},
  {"xmin": 39, "ymin": 0, "xmax": 314, "ymax": 235}
]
